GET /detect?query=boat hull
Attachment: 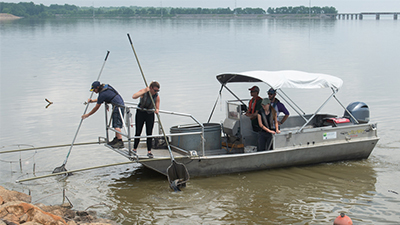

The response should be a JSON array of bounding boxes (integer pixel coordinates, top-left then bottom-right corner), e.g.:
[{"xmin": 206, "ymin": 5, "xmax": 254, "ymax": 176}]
[{"xmin": 140, "ymin": 137, "xmax": 379, "ymax": 177}]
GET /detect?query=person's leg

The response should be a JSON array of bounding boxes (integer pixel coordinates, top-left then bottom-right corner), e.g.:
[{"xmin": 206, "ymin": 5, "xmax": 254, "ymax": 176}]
[
  {"xmin": 258, "ymin": 132, "xmax": 267, "ymax": 151},
  {"xmin": 115, "ymin": 128, "xmax": 122, "ymax": 139},
  {"xmin": 145, "ymin": 113, "xmax": 155, "ymax": 155},
  {"xmin": 111, "ymin": 107, "xmax": 124, "ymax": 148},
  {"xmin": 265, "ymin": 133, "xmax": 273, "ymax": 150},
  {"xmin": 133, "ymin": 110, "xmax": 145, "ymax": 150}
]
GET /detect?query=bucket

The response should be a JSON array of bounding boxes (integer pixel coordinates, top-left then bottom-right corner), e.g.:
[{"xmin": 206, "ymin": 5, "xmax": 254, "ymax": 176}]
[{"xmin": 170, "ymin": 123, "xmax": 221, "ymax": 151}]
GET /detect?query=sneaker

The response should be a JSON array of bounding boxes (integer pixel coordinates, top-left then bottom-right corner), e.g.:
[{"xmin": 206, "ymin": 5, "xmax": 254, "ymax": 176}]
[
  {"xmin": 111, "ymin": 139, "xmax": 124, "ymax": 149},
  {"xmin": 107, "ymin": 137, "xmax": 118, "ymax": 145},
  {"xmin": 147, "ymin": 152, "xmax": 154, "ymax": 158}
]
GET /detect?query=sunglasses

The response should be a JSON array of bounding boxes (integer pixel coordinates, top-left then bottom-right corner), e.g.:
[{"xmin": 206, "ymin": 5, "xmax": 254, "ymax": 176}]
[
  {"xmin": 268, "ymin": 93, "xmax": 275, "ymax": 95},
  {"xmin": 153, "ymin": 88, "xmax": 160, "ymax": 92}
]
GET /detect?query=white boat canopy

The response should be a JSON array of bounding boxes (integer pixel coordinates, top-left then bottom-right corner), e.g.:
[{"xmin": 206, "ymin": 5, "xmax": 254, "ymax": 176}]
[
  {"xmin": 216, "ymin": 70, "xmax": 343, "ymax": 91},
  {"xmin": 212, "ymin": 70, "xmax": 354, "ymax": 131}
]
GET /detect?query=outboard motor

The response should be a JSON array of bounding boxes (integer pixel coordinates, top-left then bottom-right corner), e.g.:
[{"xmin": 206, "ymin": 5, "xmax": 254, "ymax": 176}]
[{"xmin": 343, "ymin": 101, "xmax": 370, "ymax": 124}]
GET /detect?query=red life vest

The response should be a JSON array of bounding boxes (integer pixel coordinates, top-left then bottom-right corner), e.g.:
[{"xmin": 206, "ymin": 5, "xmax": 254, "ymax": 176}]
[{"xmin": 249, "ymin": 96, "xmax": 262, "ymax": 114}]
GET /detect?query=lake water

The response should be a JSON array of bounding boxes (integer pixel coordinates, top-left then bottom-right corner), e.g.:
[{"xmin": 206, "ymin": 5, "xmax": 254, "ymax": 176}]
[{"xmin": 1, "ymin": 17, "xmax": 399, "ymax": 224}]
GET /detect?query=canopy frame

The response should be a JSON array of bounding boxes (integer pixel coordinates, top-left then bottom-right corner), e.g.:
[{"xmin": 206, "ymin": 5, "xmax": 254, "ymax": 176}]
[{"xmin": 209, "ymin": 70, "xmax": 358, "ymax": 133}]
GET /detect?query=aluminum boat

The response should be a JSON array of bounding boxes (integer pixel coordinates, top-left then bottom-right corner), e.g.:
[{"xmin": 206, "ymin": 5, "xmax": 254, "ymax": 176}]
[{"xmin": 103, "ymin": 70, "xmax": 379, "ymax": 178}]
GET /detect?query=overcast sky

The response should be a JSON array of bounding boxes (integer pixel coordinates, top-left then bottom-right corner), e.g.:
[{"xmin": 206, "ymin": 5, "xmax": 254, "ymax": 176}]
[{"xmin": 3, "ymin": 0, "xmax": 400, "ymax": 13}]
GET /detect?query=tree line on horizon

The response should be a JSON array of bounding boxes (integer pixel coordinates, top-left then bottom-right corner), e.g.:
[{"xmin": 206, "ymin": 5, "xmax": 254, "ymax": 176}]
[{"xmin": 0, "ymin": 2, "xmax": 337, "ymax": 18}]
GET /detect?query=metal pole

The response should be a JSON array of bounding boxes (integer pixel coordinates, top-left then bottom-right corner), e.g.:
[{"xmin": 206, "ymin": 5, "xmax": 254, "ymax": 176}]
[
  {"xmin": 60, "ymin": 51, "xmax": 110, "ymax": 168},
  {"xmin": 298, "ymin": 91, "xmax": 336, "ymax": 133},
  {"xmin": 17, "ymin": 159, "xmax": 162, "ymax": 183},
  {"xmin": 1, "ymin": 141, "xmax": 105, "ymax": 154}
]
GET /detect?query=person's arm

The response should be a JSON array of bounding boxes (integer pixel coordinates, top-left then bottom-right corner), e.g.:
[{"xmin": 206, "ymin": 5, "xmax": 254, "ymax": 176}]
[
  {"xmin": 274, "ymin": 114, "xmax": 280, "ymax": 134},
  {"xmin": 247, "ymin": 110, "xmax": 258, "ymax": 119},
  {"xmin": 278, "ymin": 103, "xmax": 290, "ymax": 125},
  {"xmin": 279, "ymin": 114, "xmax": 289, "ymax": 125},
  {"xmin": 132, "ymin": 87, "xmax": 150, "ymax": 99},
  {"xmin": 257, "ymin": 114, "xmax": 263, "ymax": 128},
  {"xmin": 87, "ymin": 98, "xmax": 98, "ymax": 103},
  {"xmin": 82, "ymin": 103, "xmax": 101, "ymax": 119}
]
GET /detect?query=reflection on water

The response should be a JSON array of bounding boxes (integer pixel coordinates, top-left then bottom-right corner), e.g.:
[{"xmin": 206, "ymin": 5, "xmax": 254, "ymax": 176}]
[{"xmin": 107, "ymin": 161, "xmax": 377, "ymax": 224}]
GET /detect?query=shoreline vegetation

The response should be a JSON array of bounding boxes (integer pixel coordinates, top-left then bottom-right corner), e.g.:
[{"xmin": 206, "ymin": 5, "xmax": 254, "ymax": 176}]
[{"xmin": 0, "ymin": 2, "xmax": 338, "ymax": 20}]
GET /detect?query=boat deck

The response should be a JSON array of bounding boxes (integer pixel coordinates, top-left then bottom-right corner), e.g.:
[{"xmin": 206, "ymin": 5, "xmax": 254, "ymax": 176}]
[
  {"xmin": 105, "ymin": 142, "xmax": 189, "ymax": 160},
  {"xmin": 105, "ymin": 141, "xmax": 244, "ymax": 161}
]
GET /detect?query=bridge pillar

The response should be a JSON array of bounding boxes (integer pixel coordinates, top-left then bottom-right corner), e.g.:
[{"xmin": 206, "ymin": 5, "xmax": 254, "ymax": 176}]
[
  {"xmin": 355, "ymin": 14, "xmax": 358, "ymax": 19},
  {"xmin": 359, "ymin": 14, "xmax": 363, "ymax": 20},
  {"xmin": 351, "ymin": 14, "xmax": 354, "ymax": 19},
  {"xmin": 395, "ymin": 14, "xmax": 398, "ymax": 20},
  {"xmin": 347, "ymin": 14, "xmax": 350, "ymax": 19},
  {"xmin": 376, "ymin": 14, "xmax": 380, "ymax": 20}
]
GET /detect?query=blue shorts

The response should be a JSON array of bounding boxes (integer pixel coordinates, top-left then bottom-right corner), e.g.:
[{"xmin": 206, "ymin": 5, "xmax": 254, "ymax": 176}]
[{"xmin": 112, "ymin": 107, "xmax": 124, "ymax": 128}]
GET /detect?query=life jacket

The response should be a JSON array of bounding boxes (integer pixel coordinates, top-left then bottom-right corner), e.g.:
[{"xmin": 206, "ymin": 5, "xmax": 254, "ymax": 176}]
[
  {"xmin": 260, "ymin": 105, "xmax": 278, "ymax": 131},
  {"xmin": 99, "ymin": 84, "xmax": 120, "ymax": 104},
  {"xmin": 260, "ymin": 106, "xmax": 273, "ymax": 132},
  {"xmin": 139, "ymin": 92, "xmax": 158, "ymax": 112},
  {"xmin": 249, "ymin": 96, "xmax": 262, "ymax": 114}
]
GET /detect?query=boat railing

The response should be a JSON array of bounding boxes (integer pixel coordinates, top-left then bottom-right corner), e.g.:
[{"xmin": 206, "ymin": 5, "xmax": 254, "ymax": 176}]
[{"xmin": 103, "ymin": 101, "xmax": 206, "ymax": 156}]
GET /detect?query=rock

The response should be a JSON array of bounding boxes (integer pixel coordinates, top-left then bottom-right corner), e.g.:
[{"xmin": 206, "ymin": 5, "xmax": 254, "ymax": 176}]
[
  {"xmin": 0, "ymin": 201, "xmax": 25, "ymax": 217},
  {"xmin": 27, "ymin": 205, "xmax": 67, "ymax": 225},
  {"xmin": 21, "ymin": 222, "xmax": 42, "ymax": 225},
  {"xmin": 76, "ymin": 211, "xmax": 89, "ymax": 217},
  {"xmin": 2, "ymin": 212, "xmax": 20, "ymax": 224},
  {"xmin": 0, "ymin": 186, "xmax": 32, "ymax": 203},
  {"xmin": 20, "ymin": 213, "xmax": 30, "ymax": 223},
  {"xmin": 0, "ymin": 186, "xmax": 118, "ymax": 225},
  {"xmin": 0, "ymin": 201, "xmax": 67, "ymax": 225},
  {"xmin": 38, "ymin": 205, "xmax": 76, "ymax": 220},
  {"xmin": 67, "ymin": 220, "xmax": 77, "ymax": 225},
  {"xmin": 60, "ymin": 202, "xmax": 73, "ymax": 209}
]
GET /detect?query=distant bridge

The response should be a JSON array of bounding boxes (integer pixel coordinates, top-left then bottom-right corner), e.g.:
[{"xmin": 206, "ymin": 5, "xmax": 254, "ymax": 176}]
[{"xmin": 335, "ymin": 12, "xmax": 399, "ymax": 20}]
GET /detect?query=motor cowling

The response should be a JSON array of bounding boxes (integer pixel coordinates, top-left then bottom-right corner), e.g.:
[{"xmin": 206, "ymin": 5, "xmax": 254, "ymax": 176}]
[{"xmin": 343, "ymin": 101, "xmax": 370, "ymax": 123}]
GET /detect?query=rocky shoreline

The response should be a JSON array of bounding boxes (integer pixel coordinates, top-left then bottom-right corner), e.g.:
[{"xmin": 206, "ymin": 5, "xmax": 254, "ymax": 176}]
[{"xmin": 0, "ymin": 186, "xmax": 117, "ymax": 225}]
